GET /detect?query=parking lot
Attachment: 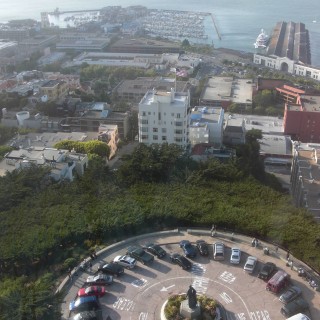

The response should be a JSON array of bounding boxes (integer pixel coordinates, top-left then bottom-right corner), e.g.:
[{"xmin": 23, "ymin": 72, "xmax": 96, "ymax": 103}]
[{"xmin": 61, "ymin": 230, "xmax": 320, "ymax": 320}]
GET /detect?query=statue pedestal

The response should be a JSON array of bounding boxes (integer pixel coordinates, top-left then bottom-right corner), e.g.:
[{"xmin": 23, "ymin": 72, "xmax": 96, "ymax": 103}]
[{"xmin": 180, "ymin": 300, "xmax": 201, "ymax": 320}]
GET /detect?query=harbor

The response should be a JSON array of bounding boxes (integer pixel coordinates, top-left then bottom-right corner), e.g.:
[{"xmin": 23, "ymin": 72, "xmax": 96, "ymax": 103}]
[{"xmin": 42, "ymin": 7, "xmax": 218, "ymax": 43}]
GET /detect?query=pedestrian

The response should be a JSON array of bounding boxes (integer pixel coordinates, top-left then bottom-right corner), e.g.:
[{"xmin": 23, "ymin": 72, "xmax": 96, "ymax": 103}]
[
  {"xmin": 290, "ymin": 260, "xmax": 293, "ymax": 270},
  {"xmin": 68, "ymin": 268, "xmax": 72, "ymax": 278},
  {"xmin": 286, "ymin": 251, "xmax": 290, "ymax": 261},
  {"xmin": 211, "ymin": 224, "xmax": 216, "ymax": 237}
]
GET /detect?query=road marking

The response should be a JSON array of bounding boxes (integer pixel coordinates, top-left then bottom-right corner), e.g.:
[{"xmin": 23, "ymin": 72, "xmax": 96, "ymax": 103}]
[
  {"xmin": 138, "ymin": 276, "xmax": 252, "ymax": 319},
  {"xmin": 132, "ymin": 278, "xmax": 148, "ymax": 288},
  {"xmin": 191, "ymin": 263, "xmax": 206, "ymax": 276},
  {"xmin": 249, "ymin": 310, "xmax": 271, "ymax": 320},
  {"xmin": 192, "ymin": 277, "xmax": 209, "ymax": 294},
  {"xmin": 219, "ymin": 271, "xmax": 236, "ymax": 284},
  {"xmin": 113, "ymin": 297, "xmax": 135, "ymax": 311},
  {"xmin": 138, "ymin": 312, "xmax": 148, "ymax": 320},
  {"xmin": 219, "ymin": 292, "xmax": 233, "ymax": 304},
  {"xmin": 160, "ymin": 285, "xmax": 175, "ymax": 292}
]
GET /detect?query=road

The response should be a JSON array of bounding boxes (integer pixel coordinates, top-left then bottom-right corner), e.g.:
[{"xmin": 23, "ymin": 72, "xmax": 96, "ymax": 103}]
[{"xmin": 61, "ymin": 230, "xmax": 320, "ymax": 320}]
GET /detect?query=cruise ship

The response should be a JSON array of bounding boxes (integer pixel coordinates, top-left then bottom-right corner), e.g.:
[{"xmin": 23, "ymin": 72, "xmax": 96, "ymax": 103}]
[{"xmin": 254, "ymin": 29, "xmax": 269, "ymax": 49}]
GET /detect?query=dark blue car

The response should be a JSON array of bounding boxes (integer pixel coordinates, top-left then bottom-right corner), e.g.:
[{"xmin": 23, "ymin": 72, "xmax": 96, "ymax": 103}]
[
  {"xmin": 69, "ymin": 296, "xmax": 99, "ymax": 313},
  {"xmin": 179, "ymin": 240, "xmax": 197, "ymax": 258}
]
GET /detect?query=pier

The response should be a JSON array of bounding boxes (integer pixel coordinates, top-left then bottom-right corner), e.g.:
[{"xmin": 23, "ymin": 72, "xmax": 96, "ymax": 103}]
[{"xmin": 211, "ymin": 14, "xmax": 221, "ymax": 40}]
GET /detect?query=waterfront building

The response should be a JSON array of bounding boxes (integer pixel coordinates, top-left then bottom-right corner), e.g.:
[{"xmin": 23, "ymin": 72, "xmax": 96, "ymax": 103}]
[
  {"xmin": 138, "ymin": 88, "xmax": 189, "ymax": 147},
  {"xmin": 109, "ymin": 38, "xmax": 181, "ymax": 54},
  {"xmin": 115, "ymin": 77, "xmax": 189, "ymax": 103},
  {"xmin": 254, "ymin": 54, "xmax": 320, "ymax": 81}
]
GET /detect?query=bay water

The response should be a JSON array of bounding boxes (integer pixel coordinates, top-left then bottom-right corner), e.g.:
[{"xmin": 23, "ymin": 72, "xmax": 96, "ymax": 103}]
[{"xmin": 1, "ymin": 0, "xmax": 319, "ymax": 66}]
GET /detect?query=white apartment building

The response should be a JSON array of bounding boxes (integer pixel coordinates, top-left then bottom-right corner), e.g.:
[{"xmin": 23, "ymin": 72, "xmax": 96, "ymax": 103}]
[
  {"xmin": 138, "ymin": 88, "xmax": 189, "ymax": 147},
  {"xmin": 189, "ymin": 106, "xmax": 224, "ymax": 148}
]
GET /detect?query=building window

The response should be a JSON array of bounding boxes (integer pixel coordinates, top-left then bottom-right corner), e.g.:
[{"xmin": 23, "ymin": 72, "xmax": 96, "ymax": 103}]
[
  {"xmin": 148, "ymin": 112, "xmax": 151, "ymax": 115},
  {"xmin": 153, "ymin": 128, "xmax": 158, "ymax": 132},
  {"xmin": 141, "ymin": 120, "xmax": 148, "ymax": 125},
  {"xmin": 141, "ymin": 135, "xmax": 148, "ymax": 140},
  {"xmin": 175, "ymin": 121, "xmax": 183, "ymax": 126},
  {"xmin": 175, "ymin": 129, "xmax": 183, "ymax": 134},
  {"xmin": 153, "ymin": 135, "xmax": 158, "ymax": 140},
  {"xmin": 177, "ymin": 113, "xmax": 181, "ymax": 118},
  {"xmin": 141, "ymin": 127, "xmax": 148, "ymax": 132},
  {"xmin": 162, "ymin": 136, "xmax": 167, "ymax": 141},
  {"xmin": 162, "ymin": 128, "xmax": 167, "ymax": 133},
  {"xmin": 158, "ymin": 112, "xmax": 161, "ymax": 121},
  {"xmin": 142, "ymin": 111, "xmax": 146, "ymax": 116}
]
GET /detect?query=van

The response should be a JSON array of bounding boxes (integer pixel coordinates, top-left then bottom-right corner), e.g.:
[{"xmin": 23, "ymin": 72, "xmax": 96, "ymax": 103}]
[
  {"xmin": 213, "ymin": 242, "xmax": 225, "ymax": 261},
  {"xmin": 266, "ymin": 270, "xmax": 290, "ymax": 293},
  {"xmin": 286, "ymin": 313, "xmax": 311, "ymax": 320}
]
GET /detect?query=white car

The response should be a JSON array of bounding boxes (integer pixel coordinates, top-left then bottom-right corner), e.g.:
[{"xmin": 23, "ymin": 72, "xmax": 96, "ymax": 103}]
[
  {"xmin": 86, "ymin": 274, "xmax": 113, "ymax": 285},
  {"xmin": 244, "ymin": 256, "xmax": 257, "ymax": 273},
  {"xmin": 230, "ymin": 248, "xmax": 241, "ymax": 264},
  {"xmin": 113, "ymin": 255, "xmax": 137, "ymax": 269}
]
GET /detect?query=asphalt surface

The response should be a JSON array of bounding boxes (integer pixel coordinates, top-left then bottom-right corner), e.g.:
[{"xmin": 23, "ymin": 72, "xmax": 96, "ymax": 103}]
[{"xmin": 61, "ymin": 230, "xmax": 320, "ymax": 320}]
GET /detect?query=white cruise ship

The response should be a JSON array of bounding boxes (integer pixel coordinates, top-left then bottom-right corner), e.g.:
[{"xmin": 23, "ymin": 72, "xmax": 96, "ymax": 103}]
[{"xmin": 254, "ymin": 29, "xmax": 269, "ymax": 49}]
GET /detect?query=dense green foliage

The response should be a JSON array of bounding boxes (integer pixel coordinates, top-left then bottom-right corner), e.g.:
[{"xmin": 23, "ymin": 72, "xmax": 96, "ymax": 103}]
[
  {"xmin": 0, "ymin": 141, "xmax": 320, "ymax": 319},
  {"xmin": 53, "ymin": 140, "xmax": 110, "ymax": 158}
]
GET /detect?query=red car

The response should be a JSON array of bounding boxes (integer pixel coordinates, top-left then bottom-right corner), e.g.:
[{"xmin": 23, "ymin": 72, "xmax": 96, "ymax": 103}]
[{"xmin": 77, "ymin": 286, "xmax": 106, "ymax": 298}]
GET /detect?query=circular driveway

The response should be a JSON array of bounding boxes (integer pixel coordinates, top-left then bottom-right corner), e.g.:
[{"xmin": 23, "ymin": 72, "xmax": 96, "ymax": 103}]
[{"xmin": 61, "ymin": 231, "xmax": 320, "ymax": 320}]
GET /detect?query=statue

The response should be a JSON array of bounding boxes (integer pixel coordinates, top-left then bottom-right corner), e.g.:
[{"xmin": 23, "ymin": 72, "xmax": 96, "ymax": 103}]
[{"xmin": 187, "ymin": 285, "xmax": 197, "ymax": 309}]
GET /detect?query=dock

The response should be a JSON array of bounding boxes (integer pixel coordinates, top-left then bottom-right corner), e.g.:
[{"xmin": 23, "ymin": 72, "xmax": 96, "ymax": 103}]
[
  {"xmin": 267, "ymin": 21, "xmax": 311, "ymax": 64},
  {"xmin": 211, "ymin": 14, "xmax": 221, "ymax": 40}
]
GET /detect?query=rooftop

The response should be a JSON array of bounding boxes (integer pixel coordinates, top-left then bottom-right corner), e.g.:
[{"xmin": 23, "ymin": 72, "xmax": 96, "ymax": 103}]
[
  {"xmin": 293, "ymin": 144, "xmax": 320, "ymax": 214},
  {"xmin": 259, "ymin": 134, "xmax": 292, "ymax": 156},
  {"xmin": 190, "ymin": 106, "xmax": 223, "ymax": 125},
  {"xmin": 140, "ymin": 89, "xmax": 188, "ymax": 108},
  {"xmin": 201, "ymin": 77, "xmax": 233, "ymax": 101},
  {"xmin": 301, "ymin": 95, "xmax": 320, "ymax": 112}
]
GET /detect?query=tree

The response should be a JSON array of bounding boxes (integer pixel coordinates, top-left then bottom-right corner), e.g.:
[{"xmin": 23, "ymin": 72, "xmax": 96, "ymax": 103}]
[{"xmin": 181, "ymin": 39, "xmax": 190, "ymax": 48}]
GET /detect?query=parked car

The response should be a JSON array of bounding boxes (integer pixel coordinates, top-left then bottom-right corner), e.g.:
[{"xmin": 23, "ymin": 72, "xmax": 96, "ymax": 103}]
[
  {"xmin": 144, "ymin": 243, "xmax": 167, "ymax": 258},
  {"xmin": 86, "ymin": 274, "xmax": 113, "ymax": 286},
  {"xmin": 286, "ymin": 314, "xmax": 311, "ymax": 320},
  {"xmin": 230, "ymin": 248, "xmax": 241, "ymax": 264},
  {"xmin": 69, "ymin": 296, "xmax": 99, "ymax": 312},
  {"xmin": 98, "ymin": 262, "xmax": 124, "ymax": 276},
  {"xmin": 179, "ymin": 240, "xmax": 197, "ymax": 258},
  {"xmin": 280, "ymin": 297, "xmax": 309, "ymax": 317},
  {"xmin": 72, "ymin": 311, "xmax": 103, "ymax": 320},
  {"xmin": 126, "ymin": 246, "xmax": 154, "ymax": 265},
  {"xmin": 170, "ymin": 253, "xmax": 192, "ymax": 270},
  {"xmin": 196, "ymin": 240, "xmax": 209, "ymax": 256},
  {"xmin": 244, "ymin": 256, "xmax": 257, "ymax": 273},
  {"xmin": 279, "ymin": 286, "xmax": 302, "ymax": 304},
  {"xmin": 113, "ymin": 255, "xmax": 137, "ymax": 269},
  {"xmin": 213, "ymin": 242, "xmax": 225, "ymax": 261},
  {"xmin": 258, "ymin": 262, "xmax": 277, "ymax": 280},
  {"xmin": 77, "ymin": 286, "xmax": 106, "ymax": 298}
]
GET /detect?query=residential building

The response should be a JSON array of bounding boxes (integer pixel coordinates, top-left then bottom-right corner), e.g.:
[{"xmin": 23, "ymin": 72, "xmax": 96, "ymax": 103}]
[
  {"xmin": 200, "ymin": 77, "xmax": 253, "ymax": 111},
  {"xmin": 39, "ymin": 79, "xmax": 69, "ymax": 101},
  {"xmin": 1, "ymin": 147, "xmax": 88, "ymax": 181},
  {"xmin": 0, "ymin": 24, "xmax": 30, "ymax": 41},
  {"xmin": 189, "ymin": 106, "xmax": 224, "ymax": 148},
  {"xmin": 98, "ymin": 124, "xmax": 119, "ymax": 159},
  {"xmin": 290, "ymin": 142, "xmax": 320, "ymax": 220},
  {"xmin": 284, "ymin": 95, "xmax": 320, "ymax": 142},
  {"xmin": 138, "ymin": 88, "xmax": 189, "ymax": 147},
  {"xmin": 223, "ymin": 117, "xmax": 246, "ymax": 145},
  {"xmin": 18, "ymin": 35, "xmax": 58, "ymax": 54},
  {"xmin": 59, "ymin": 102, "xmax": 130, "ymax": 139}
]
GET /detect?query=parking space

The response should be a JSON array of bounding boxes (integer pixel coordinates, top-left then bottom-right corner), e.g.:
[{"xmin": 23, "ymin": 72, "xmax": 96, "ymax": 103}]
[{"xmin": 61, "ymin": 231, "xmax": 320, "ymax": 320}]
